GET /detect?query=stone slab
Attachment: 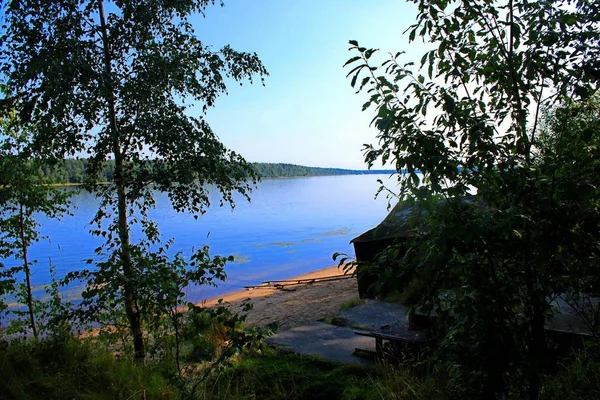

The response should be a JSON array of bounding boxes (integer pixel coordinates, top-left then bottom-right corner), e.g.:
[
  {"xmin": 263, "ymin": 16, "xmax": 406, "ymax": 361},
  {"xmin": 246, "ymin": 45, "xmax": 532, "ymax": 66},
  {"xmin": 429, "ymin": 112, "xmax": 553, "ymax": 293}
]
[
  {"xmin": 267, "ymin": 321, "xmax": 375, "ymax": 365},
  {"xmin": 338, "ymin": 299, "xmax": 408, "ymax": 330}
]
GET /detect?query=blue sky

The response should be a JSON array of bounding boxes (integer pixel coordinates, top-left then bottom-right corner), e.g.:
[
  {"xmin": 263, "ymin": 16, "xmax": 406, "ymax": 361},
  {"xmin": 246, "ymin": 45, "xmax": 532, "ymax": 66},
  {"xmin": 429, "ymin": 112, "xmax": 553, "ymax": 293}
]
[{"xmin": 187, "ymin": 1, "xmax": 421, "ymax": 169}]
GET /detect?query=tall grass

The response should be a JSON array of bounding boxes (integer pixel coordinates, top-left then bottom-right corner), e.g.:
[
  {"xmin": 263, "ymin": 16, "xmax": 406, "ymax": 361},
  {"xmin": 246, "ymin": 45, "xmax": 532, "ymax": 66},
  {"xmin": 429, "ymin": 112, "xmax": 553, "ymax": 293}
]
[
  {"xmin": 1, "ymin": 329, "xmax": 596, "ymax": 399},
  {"xmin": 0, "ymin": 335, "xmax": 176, "ymax": 399},
  {"xmin": 541, "ymin": 343, "xmax": 600, "ymax": 400},
  {"xmin": 194, "ymin": 350, "xmax": 446, "ymax": 400}
]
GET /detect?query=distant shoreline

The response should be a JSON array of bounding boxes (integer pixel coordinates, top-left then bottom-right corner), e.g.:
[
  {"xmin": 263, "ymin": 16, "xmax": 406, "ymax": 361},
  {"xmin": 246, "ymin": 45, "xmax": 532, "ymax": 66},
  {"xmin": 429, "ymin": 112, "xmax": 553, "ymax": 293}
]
[
  {"xmin": 48, "ymin": 172, "xmax": 395, "ymax": 187},
  {"xmin": 256, "ymin": 172, "xmax": 396, "ymax": 179},
  {"xmin": 39, "ymin": 159, "xmax": 398, "ymax": 186}
]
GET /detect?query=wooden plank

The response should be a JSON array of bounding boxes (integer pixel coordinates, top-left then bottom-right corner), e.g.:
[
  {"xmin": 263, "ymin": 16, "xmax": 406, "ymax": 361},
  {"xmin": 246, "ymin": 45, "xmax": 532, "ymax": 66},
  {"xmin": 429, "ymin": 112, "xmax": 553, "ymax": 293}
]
[
  {"xmin": 243, "ymin": 274, "xmax": 353, "ymax": 290},
  {"xmin": 263, "ymin": 274, "xmax": 352, "ymax": 284},
  {"xmin": 354, "ymin": 329, "xmax": 431, "ymax": 343}
]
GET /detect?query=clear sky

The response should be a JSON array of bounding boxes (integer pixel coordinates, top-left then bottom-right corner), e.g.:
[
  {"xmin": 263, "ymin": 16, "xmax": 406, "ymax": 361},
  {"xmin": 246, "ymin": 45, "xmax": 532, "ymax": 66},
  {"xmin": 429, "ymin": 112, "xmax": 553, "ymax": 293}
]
[{"xmin": 187, "ymin": 1, "xmax": 421, "ymax": 169}]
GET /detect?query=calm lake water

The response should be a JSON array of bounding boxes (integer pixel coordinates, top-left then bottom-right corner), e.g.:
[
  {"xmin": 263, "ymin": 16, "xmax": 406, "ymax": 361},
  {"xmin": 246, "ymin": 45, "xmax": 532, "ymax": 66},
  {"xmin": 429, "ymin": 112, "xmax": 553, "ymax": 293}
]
[{"xmin": 6, "ymin": 174, "xmax": 395, "ymax": 302}]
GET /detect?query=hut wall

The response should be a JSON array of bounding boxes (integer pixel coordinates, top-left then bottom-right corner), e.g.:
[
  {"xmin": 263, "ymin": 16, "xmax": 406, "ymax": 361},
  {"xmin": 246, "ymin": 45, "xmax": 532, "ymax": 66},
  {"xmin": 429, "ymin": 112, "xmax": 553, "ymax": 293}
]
[{"xmin": 353, "ymin": 238, "xmax": 406, "ymax": 299}]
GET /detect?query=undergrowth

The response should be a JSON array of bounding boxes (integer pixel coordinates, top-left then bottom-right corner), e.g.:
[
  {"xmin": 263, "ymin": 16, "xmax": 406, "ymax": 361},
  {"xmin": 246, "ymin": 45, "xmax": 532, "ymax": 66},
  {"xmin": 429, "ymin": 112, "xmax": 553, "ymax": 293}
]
[
  {"xmin": 0, "ymin": 335, "xmax": 176, "ymax": 399},
  {"xmin": 540, "ymin": 342, "xmax": 600, "ymax": 400},
  {"xmin": 1, "ymin": 333, "xmax": 598, "ymax": 400},
  {"xmin": 197, "ymin": 349, "xmax": 445, "ymax": 400}
]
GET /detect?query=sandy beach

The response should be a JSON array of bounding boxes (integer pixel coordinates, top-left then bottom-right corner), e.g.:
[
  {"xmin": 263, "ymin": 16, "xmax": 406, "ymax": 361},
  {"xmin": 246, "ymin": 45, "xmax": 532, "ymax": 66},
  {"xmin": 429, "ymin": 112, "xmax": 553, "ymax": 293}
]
[{"xmin": 198, "ymin": 265, "xmax": 359, "ymax": 331}]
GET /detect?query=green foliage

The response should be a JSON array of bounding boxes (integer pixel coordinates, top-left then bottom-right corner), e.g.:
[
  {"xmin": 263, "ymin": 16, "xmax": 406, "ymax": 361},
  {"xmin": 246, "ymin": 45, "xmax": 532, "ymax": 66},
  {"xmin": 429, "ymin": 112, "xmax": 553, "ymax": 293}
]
[
  {"xmin": 34, "ymin": 264, "xmax": 76, "ymax": 337},
  {"xmin": 68, "ymin": 244, "xmax": 230, "ymax": 336},
  {"xmin": 0, "ymin": 111, "xmax": 71, "ymax": 336},
  {"xmin": 173, "ymin": 302, "xmax": 277, "ymax": 398},
  {"xmin": 345, "ymin": 0, "xmax": 600, "ymax": 398},
  {"xmin": 541, "ymin": 344, "xmax": 600, "ymax": 400}
]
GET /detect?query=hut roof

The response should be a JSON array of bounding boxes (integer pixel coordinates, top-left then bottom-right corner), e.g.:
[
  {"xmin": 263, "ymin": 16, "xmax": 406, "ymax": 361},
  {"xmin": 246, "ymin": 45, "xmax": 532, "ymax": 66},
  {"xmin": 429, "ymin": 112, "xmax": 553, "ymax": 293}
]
[
  {"xmin": 351, "ymin": 201, "xmax": 415, "ymax": 243},
  {"xmin": 546, "ymin": 295, "xmax": 599, "ymax": 337},
  {"xmin": 351, "ymin": 196, "xmax": 479, "ymax": 244}
]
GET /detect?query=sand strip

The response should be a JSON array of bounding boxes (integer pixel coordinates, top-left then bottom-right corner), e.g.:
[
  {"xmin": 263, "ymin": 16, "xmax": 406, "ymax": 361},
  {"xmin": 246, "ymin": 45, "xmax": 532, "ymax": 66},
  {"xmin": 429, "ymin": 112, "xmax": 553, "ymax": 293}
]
[
  {"xmin": 198, "ymin": 264, "xmax": 359, "ymax": 331},
  {"xmin": 198, "ymin": 264, "xmax": 353, "ymax": 307}
]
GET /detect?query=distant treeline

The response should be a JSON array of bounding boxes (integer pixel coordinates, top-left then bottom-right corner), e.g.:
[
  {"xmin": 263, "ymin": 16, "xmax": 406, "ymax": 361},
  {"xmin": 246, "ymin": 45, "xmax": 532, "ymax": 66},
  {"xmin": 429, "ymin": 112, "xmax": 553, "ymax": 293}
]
[
  {"xmin": 37, "ymin": 159, "xmax": 395, "ymax": 184},
  {"xmin": 251, "ymin": 163, "xmax": 395, "ymax": 178},
  {"xmin": 39, "ymin": 159, "xmax": 115, "ymax": 184}
]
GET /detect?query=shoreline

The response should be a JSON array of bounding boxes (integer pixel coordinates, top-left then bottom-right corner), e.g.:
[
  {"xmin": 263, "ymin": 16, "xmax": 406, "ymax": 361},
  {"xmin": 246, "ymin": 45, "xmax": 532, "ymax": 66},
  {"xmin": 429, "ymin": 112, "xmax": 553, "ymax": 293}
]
[
  {"xmin": 198, "ymin": 264, "xmax": 354, "ymax": 308},
  {"xmin": 74, "ymin": 265, "xmax": 358, "ymax": 337},
  {"xmin": 48, "ymin": 172, "xmax": 395, "ymax": 187}
]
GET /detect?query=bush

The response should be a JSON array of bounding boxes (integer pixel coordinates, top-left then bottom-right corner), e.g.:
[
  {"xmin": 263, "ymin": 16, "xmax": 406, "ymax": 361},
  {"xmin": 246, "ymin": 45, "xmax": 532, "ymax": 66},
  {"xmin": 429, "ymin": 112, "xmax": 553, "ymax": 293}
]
[{"xmin": 541, "ymin": 343, "xmax": 600, "ymax": 400}]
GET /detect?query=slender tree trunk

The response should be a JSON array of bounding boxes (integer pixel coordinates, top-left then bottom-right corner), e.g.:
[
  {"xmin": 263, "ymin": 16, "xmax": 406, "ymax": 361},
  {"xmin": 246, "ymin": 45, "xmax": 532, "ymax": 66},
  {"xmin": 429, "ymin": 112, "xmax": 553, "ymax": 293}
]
[
  {"xmin": 524, "ymin": 262, "xmax": 545, "ymax": 400},
  {"xmin": 98, "ymin": 0, "xmax": 145, "ymax": 360},
  {"xmin": 528, "ymin": 299, "xmax": 546, "ymax": 400},
  {"xmin": 19, "ymin": 204, "xmax": 38, "ymax": 339}
]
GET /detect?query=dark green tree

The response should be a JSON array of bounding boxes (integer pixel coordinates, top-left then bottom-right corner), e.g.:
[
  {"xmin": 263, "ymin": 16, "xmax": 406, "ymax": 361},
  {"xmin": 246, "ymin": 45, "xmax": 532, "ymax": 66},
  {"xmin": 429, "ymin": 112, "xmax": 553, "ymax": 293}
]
[
  {"xmin": 1, "ymin": 0, "xmax": 267, "ymax": 359},
  {"xmin": 0, "ymin": 112, "xmax": 70, "ymax": 338},
  {"xmin": 345, "ymin": 0, "xmax": 600, "ymax": 398}
]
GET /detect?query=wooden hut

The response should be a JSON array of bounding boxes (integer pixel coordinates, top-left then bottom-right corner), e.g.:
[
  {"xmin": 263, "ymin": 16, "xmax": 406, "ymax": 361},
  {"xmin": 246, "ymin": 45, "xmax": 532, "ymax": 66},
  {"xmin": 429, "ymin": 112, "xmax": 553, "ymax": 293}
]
[
  {"xmin": 352, "ymin": 200, "xmax": 600, "ymax": 343},
  {"xmin": 351, "ymin": 201, "xmax": 415, "ymax": 299}
]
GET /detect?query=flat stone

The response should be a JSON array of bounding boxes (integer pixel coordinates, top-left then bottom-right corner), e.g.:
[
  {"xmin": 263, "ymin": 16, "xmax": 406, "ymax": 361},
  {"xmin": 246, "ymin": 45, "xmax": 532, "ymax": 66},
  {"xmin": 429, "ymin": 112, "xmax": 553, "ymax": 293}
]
[
  {"xmin": 338, "ymin": 299, "xmax": 408, "ymax": 330},
  {"xmin": 267, "ymin": 322, "xmax": 375, "ymax": 365}
]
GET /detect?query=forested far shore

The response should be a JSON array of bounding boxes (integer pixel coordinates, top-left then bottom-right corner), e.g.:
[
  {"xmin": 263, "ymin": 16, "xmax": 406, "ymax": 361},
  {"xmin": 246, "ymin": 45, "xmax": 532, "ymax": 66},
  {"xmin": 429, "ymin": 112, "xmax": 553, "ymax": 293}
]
[
  {"xmin": 251, "ymin": 163, "xmax": 396, "ymax": 178},
  {"xmin": 37, "ymin": 159, "xmax": 396, "ymax": 184}
]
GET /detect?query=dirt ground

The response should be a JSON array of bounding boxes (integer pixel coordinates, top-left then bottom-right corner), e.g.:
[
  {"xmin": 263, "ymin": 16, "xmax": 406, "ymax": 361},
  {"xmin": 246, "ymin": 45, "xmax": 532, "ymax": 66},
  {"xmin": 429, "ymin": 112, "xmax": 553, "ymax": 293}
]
[{"xmin": 199, "ymin": 266, "xmax": 360, "ymax": 331}]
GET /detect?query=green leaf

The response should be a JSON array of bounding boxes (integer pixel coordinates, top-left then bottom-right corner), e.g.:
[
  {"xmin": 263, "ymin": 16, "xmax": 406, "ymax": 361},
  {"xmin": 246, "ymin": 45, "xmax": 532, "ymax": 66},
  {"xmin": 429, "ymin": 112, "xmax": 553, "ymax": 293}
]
[
  {"xmin": 438, "ymin": 41, "xmax": 447, "ymax": 57},
  {"xmin": 344, "ymin": 56, "xmax": 361, "ymax": 67},
  {"xmin": 351, "ymin": 73, "xmax": 359, "ymax": 88},
  {"xmin": 365, "ymin": 48, "xmax": 377, "ymax": 60}
]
